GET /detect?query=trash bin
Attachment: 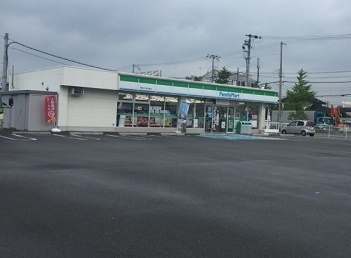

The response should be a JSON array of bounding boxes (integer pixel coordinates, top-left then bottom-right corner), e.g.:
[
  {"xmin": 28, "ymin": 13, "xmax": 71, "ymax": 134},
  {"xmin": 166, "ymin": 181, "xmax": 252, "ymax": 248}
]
[
  {"xmin": 181, "ymin": 122, "xmax": 186, "ymax": 133},
  {"xmin": 236, "ymin": 121, "xmax": 241, "ymax": 134},
  {"xmin": 240, "ymin": 121, "xmax": 252, "ymax": 134}
]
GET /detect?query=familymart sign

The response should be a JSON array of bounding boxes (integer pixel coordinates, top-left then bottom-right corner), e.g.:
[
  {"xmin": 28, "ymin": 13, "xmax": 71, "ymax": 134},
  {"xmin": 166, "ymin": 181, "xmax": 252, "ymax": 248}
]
[{"xmin": 218, "ymin": 92, "xmax": 240, "ymax": 99}]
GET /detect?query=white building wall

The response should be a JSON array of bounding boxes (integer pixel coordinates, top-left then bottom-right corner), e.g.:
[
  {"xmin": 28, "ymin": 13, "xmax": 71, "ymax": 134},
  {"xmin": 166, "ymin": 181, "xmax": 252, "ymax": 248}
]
[
  {"xmin": 13, "ymin": 67, "xmax": 64, "ymax": 92},
  {"xmin": 58, "ymin": 87, "xmax": 69, "ymax": 128},
  {"xmin": 28, "ymin": 94, "xmax": 55, "ymax": 131},
  {"xmin": 13, "ymin": 66, "xmax": 118, "ymax": 92},
  {"xmin": 12, "ymin": 67, "xmax": 120, "ymax": 131},
  {"xmin": 62, "ymin": 67, "xmax": 118, "ymax": 90},
  {"xmin": 62, "ymin": 88, "xmax": 117, "ymax": 131}
]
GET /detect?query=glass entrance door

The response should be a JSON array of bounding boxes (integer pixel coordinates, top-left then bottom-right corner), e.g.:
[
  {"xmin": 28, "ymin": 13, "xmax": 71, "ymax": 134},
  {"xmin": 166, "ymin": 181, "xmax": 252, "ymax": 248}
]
[
  {"xmin": 217, "ymin": 106, "xmax": 228, "ymax": 133},
  {"xmin": 209, "ymin": 106, "xmax": 228, "ymax": 133},
  {"xmin": 227, "ymin": 107, "xmax": 235, "ymax": 133},
  {"xmin": 205, "ymin": 105, "xmax": 232, "ymax": 133}
]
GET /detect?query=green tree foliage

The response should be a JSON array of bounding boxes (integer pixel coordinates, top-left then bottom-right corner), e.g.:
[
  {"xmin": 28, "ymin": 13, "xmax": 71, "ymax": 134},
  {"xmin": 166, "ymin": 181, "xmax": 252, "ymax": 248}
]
[
  {"xmin": 216, "ymin": 67, "xmax": 231, "ymax": 84},
  {"xmin": 285, "ymin": 69, "xmax": 315, "ymax": 120}
]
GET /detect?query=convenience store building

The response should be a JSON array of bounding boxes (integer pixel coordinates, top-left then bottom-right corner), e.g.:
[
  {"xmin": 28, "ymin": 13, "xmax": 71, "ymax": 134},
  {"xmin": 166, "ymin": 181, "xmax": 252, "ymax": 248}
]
[{"xmin": 3, "ymin": 66, "xmax": 278, "ymax": 133}]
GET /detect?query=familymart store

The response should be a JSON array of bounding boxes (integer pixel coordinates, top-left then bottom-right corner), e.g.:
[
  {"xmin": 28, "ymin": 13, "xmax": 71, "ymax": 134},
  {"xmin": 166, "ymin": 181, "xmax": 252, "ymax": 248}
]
[
  {"xmin": 7, "ymin": 67, "xmax": 277, "ymax": 133},
  {"xmin": 116, "ymin": 73, "xmax": 278, "ymax": 134}
]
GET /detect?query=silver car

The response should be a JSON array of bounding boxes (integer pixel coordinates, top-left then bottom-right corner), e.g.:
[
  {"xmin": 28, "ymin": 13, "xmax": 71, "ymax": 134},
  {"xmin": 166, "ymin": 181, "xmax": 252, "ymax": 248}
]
[{"xmin": 281, "ymin": 120, "xmax": 315, "ymax": 137}]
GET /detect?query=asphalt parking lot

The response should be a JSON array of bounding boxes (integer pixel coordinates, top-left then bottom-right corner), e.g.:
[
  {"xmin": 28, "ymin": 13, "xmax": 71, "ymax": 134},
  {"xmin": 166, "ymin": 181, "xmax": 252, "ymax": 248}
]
[{"xmin": 0, "ymin": 131, "xmax": 350, "ymax": 257}]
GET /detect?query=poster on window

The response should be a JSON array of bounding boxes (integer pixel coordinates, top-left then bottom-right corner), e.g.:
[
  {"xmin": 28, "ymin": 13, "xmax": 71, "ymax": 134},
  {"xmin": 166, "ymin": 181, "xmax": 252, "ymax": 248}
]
[{"xmin": 45, "ymin": 96, "xmax": 57, "ymax": 123}]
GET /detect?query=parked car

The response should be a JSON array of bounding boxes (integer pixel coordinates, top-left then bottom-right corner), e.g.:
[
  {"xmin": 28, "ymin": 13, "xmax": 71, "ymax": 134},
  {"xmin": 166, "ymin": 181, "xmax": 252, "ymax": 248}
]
[{"xmin": 281, "ymin": 120, "xmax": 315, "ymax": 137}]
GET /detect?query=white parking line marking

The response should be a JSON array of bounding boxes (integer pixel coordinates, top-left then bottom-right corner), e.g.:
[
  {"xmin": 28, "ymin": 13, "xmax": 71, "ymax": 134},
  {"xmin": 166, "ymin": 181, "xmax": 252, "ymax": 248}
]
[
  {"xmin": 198, "ymin": 134, "xmax": 285, "ymax": 141},
  {"xmin": 11, "ymin": 133, "xmax": 37, "ymax": 141},
  {"xmin": 53, "ymin": 134, "xmax": 87, "ymax": 140},
  {"xmin": 70, "ymin": 134, "xmax": 101, "ymax": 140},
  {"xmin": 0, "ymin": 135, "xmax": 17, "ymax": 140},
  {"xmin": 105, "ymin": 134, "xmax": 152, "ymax": 140}
]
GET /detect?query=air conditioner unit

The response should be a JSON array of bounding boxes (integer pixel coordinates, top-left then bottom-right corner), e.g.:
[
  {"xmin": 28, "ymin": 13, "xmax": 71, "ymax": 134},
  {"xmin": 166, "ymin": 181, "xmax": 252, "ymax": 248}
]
[{"xmin": 71, "ymin": 88, "xmax": 84, "ymax": 96}]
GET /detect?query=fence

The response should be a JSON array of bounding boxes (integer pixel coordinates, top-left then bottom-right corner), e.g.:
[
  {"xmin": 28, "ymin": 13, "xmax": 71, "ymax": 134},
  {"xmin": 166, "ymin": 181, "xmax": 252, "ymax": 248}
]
[
  {"xmin": 316, "ymin": 125, "xmax": 350, "ymax": 139},
  {"xmin": 265, "ymin": 121, "xmax": 350, "ymax": 138}
]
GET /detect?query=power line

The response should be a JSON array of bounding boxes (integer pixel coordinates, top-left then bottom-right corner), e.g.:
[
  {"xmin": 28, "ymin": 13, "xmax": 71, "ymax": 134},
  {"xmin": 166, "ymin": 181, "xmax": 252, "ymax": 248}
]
[
  {"xmin": 316, "ymin": 94, "xmax": 351, "ymax": 97},
  {"xmin": 283, "ymin": 70, "xmax": 351, "ymax": 75},
  {"xmin": 7, "ymin": 40, "xmax": 115, "ymax": 71},
  {"xmin": 284, "ymin": 80, "xmax": 351, "ymax": 84},
  {"xmin": 136, "ymin": 56, "xmax": 206, "ymax": 67},
  {"xmin": 262, "ymin": 33, "xmax": 351, "ymax": 42},
  {"xmin": 11, "ymin": 47, "xmax": 68, "ymax": 65}
]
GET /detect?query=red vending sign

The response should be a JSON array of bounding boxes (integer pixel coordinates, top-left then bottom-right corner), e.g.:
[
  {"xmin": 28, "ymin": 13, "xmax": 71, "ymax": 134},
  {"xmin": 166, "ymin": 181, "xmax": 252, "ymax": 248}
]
[{"xmin": 45, "ymin": 96, "xmax": 57, "ymax": 123}]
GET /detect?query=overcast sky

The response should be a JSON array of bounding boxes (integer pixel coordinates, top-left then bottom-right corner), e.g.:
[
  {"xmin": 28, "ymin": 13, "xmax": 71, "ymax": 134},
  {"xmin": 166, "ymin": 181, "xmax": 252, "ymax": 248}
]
[{"xmin": 1, "ymin": 0, "xmax": 351, "ymax": 105}]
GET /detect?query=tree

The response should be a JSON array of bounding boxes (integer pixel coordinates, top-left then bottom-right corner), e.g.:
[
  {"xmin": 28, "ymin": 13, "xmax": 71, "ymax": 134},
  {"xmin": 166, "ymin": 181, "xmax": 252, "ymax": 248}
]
[
  {"xmin": 285, "ymin": 69, "xmax": 315, "ymax": 120},
  {"xmin": 216, "ymin": 67, "xmax": 231, "ymax": 84}
]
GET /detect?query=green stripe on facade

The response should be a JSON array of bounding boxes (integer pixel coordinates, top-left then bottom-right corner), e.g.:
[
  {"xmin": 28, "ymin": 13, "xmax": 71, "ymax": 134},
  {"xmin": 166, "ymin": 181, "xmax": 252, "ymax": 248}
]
[
  {"xmin": 265, "ymin": 91, "xmax": 278, "ymax": 97},
  {"xmin": 120, "ymin": 74, "xmax": 278, "ymax": 97},
  {"xmin": 242, "ymin": 89, "xmax": 253, "ymax": 94},
  {"xmin": 174, "ymin": 81, "xmax": 189, "ymax": 88},
  {"xmin": 139, "ymin": 78, "xmax": 157, "ymax": 84},
  {"xmin": 253, "ymin": 91, "xmax": 265, "ymax": 95},
  {"xmin": 217, "ymin": 86, "xmax": 241, "ymax": 93},
  {"xmin": 203, "ymin": 85, "xmax": 217, "ymax": 91},
  {"xmin": 191, "ymin": 84, "xmax": 203, "ymax": 89},
  {"xmin": 157, "ymin": 79, "xmax": 173, "ymax": 86},
  {"xmin": 120, "ymin": 75, "xmax": 138, "ymax": 82}
]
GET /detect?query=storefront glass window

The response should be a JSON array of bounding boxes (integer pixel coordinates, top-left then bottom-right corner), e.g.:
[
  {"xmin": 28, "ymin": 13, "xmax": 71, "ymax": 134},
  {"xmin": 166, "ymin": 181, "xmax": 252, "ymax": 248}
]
[
  {"xmin": 150, "ymin": 95, "xmax": 165, "ymax": 127},
  {"xmin": 236, "ymin": 102, "xmax": 247, "ymax": 121},
  {"xmin": 195, "ymin": 101, "xmax": 205, "ymax": 129},
  {"xmin": 134, "ymin": 94, "xmax": 149, "ymax": 127},
  {"xmin": 247, "ymin": 103, "xmax": 259, "ymax": 129},
  {"xmin": 117, "ymin": 94, "xmax": 209, "ymax": 129},
  {"xmin": 117, "ymin": 102, "xmax": 134, "ymax": 127},
  {"xmin": 182, "ymin": 99, "xmax": 205, "ymax": 129},
  {"xmin": 135, "ymin": 103, "xmax": 149, "ymax": 127},
  {"xmin": 185, "ymin": 99, "xmax": 194, "ymax": 128},
  {"xmin": 164, "ymin": 97, "xmax": 178, "ymax": 128}
]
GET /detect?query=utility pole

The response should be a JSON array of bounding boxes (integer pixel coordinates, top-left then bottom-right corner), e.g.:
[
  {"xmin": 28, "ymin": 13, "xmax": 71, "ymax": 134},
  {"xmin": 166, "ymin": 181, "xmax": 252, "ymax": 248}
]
[
  {"xmin": 207, "ymin": 54, "xmax": 220, "ymax": 83},
  {"xmin": 278, "ymin": 41, "xmax": 287, "ymax": 131},
  {"xmin": 242, "ymin": 34, "xmax": 261, "ymax": 87},
  {"xmin": 236, "ymin": 67, "xmax": 239, "ymax": 86},
  {"xmin": 256, "ymin": 57, "xmax": 260, "ymax": 87},
  {"xmin": 1, "ymin": 33, "xmax": 9, "ymax": 92}
]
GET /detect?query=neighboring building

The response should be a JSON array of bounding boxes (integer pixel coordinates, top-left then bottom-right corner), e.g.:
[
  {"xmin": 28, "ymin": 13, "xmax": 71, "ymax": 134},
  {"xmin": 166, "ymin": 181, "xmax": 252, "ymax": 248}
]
[
  {"xmin": 2, "ymin": 66, "xmax": 278, "ymax": 133},
  {"xmin": 1, "ymin": 90, "xmax": 57, "ymax": 131},
  {"xmin": 342, "ymin": 101, "xmax": 351, "ymax": 108},
  {"xmin": 271, "ymin": 98, "xmax": 332, "ymax": 123},
  {"xmin": 198, "ymin": 70, "xmax": 257, "ymax": 87}
]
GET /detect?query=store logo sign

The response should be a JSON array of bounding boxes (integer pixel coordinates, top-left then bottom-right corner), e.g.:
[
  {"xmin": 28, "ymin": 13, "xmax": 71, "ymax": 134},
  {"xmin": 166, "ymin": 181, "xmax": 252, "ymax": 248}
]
[
  {"xmin": 219, "ymin": 91, "xmax": 240, "ymax": 99},
  {"xmin": 139, "ymin": 86, "xmax": 153, "ymax": 91}
]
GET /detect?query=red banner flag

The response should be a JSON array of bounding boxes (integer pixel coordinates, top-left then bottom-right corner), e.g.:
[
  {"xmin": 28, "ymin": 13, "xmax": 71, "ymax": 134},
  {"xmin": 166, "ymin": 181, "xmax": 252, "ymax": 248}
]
[{"xmin": 45, "ymin": 96, "xmax": 57, "ymax": 123}]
